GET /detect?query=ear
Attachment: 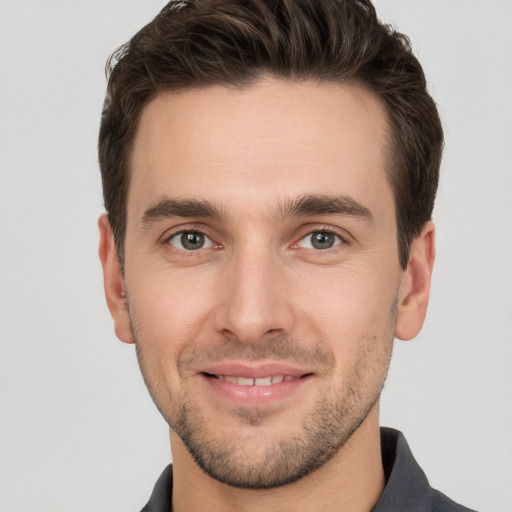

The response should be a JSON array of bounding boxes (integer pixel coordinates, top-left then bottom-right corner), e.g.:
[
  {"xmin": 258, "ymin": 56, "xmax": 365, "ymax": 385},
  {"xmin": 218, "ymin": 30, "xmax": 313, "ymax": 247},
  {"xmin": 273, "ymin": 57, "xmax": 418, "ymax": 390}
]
[
  {"xmin": 395, "ymin": 221, "xmax": 436, "ymax": 341},
  {"xmin": 98, "ymin": 214, "xmax": 134, "ymax": 344}
]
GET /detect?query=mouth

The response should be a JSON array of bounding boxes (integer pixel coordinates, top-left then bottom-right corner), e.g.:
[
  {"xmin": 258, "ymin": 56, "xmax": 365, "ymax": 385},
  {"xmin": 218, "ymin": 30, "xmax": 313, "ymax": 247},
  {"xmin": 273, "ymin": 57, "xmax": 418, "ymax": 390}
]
[
  {"xmin": 198, "ymin": 364, "xmax": 315, "ymax": 406},
  {"xmin": 202, "ymin": 373, "xmax": 309, "ymax": 386}
]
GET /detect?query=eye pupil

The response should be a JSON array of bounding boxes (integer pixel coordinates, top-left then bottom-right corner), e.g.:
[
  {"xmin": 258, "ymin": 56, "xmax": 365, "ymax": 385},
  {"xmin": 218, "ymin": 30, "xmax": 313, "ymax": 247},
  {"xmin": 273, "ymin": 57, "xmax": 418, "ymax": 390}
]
[
  {"xmin": 181, "ymin": 232, "xmax": 204, "ymax": 250},
  {"xmin": 311, "ymin": 232, "xmax": 335, "ymax": 249}
]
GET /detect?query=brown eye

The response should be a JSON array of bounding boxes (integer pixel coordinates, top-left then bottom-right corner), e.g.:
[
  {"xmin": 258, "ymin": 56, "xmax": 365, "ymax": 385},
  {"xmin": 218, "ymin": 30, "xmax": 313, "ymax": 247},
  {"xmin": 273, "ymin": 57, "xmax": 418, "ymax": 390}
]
[{"xmin": 169, "ymin": 231, "xmax": 213, "ymax": 250}]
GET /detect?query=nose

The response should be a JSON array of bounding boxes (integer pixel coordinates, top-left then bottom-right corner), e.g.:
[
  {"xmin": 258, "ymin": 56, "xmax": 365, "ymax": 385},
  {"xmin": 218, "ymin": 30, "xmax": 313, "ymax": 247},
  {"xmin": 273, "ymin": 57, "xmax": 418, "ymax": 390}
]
[{"xmin": 213, "ymin": 247, "xmax": 294, "ymax": 344}]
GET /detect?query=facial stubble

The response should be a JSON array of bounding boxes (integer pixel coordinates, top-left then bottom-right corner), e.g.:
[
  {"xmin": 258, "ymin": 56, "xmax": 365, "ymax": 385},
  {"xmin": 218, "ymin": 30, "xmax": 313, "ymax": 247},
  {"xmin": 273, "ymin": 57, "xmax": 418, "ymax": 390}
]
[{"xmin": 131, "ymin": 301, "xmax": 396, "ymax": 490}]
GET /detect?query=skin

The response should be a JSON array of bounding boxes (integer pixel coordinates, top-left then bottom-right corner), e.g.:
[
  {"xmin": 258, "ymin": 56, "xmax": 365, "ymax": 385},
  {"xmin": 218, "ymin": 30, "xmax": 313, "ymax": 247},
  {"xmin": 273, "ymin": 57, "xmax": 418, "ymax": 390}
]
[{"xmin": 99, "ymin": 79, "xmax": 435, "ymax": 512}]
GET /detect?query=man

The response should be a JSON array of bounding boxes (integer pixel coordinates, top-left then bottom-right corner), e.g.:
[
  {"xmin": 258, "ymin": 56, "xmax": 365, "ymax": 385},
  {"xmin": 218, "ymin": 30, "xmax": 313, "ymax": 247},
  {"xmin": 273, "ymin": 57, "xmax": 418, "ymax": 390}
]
[{"xmin": 97, "ymin": 0, "xmax": 476, "ymax": 510}]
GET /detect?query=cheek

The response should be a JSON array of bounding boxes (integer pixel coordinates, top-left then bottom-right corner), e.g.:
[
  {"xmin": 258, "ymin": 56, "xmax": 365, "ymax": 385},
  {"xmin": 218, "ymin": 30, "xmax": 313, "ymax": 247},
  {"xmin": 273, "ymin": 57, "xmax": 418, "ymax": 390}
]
[
  {"xmin": 293, "ymin": 262, "xmax": 399, "ymax": 335},
  {"xmin": 128, "ymin": 268, "xmax": 218, "ymax": 361}
]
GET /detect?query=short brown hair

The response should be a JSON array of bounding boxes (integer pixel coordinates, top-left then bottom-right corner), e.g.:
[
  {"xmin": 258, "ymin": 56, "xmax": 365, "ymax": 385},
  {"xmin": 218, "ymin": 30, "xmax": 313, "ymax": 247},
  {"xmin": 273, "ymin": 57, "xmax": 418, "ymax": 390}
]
[{"xmin": 99, "ymin": 0, "xmax": 443, "ymax": 269}]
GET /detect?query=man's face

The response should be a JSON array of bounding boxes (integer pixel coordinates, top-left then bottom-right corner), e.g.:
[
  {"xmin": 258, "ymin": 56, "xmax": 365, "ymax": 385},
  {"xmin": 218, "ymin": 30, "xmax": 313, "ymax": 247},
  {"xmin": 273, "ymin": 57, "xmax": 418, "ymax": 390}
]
[{"xmin": 108, "ymin": 80, "xmax": 415, "ymax": 488}]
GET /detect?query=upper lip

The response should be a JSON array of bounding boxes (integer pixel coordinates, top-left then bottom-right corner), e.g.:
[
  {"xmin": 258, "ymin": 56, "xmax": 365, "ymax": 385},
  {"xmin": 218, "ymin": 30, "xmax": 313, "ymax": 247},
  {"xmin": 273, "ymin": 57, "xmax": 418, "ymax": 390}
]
[{"xmin": 199, "ymin": 362, "xmax": 312, "ymax": 379}]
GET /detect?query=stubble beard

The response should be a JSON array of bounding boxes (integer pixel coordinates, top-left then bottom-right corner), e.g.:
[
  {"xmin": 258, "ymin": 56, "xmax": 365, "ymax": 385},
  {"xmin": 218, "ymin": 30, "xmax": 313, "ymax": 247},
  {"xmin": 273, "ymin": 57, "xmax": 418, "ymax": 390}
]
[{"xmin": 132, "ymin": 308, "xmax": 395, "ymax": 490}]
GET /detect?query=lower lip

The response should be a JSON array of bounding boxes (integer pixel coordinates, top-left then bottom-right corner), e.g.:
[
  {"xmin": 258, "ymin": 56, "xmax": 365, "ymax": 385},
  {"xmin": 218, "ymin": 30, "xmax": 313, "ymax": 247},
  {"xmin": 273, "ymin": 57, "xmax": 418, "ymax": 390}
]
[{"xmin": 200, "ymin": 374, "xmax": 314, "ymax": 406}]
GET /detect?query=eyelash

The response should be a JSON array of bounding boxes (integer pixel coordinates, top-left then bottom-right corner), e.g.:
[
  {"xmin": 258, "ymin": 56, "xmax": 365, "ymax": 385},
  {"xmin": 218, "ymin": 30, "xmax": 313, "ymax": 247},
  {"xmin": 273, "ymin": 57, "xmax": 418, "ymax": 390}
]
[
  {"xmin": 294, "ymin": 228, "xmax": 346, "ymax": 250},
  {"xmin": 163, "ymin": 228, "xmax": 219, "ymax": 252},
  {"xmin": 161, "ymin": 226, "xmax": 349, "ymax": 253}
]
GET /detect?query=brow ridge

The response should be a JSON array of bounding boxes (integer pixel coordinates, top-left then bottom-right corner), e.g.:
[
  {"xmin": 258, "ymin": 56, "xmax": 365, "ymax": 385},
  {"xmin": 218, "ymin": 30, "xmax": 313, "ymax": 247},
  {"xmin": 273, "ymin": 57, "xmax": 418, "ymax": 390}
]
[
  {"xmin": 140, "ymin": 194, "xmax": 373, "ymax": 226},
  {"xmin": 141, "ymin": 198, "xmax": 222, "ymax": 225},
  {"xmin": 276, "ymin": 194, "xmax": 373, "ymax": 222}
]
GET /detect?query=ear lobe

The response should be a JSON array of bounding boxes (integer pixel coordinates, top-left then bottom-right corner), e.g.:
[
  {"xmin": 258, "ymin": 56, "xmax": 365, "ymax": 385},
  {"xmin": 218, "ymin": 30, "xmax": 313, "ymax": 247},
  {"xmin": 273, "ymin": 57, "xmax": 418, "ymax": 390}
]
[
  {"xmin": 395, "ymin": 221, "xmax": 436, "ymax": 341},
  {"xmin": 98, "ymin": 214, "xmax": 134, "ymax": 344}
]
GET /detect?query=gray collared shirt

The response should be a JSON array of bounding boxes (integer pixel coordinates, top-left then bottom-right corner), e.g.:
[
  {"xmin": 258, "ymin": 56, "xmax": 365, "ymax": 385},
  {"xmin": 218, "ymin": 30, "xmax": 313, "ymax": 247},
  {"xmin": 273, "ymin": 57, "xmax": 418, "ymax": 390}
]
[{"xmin": 140, "ymin": 427, "xmax": 477, "ymax": 511}]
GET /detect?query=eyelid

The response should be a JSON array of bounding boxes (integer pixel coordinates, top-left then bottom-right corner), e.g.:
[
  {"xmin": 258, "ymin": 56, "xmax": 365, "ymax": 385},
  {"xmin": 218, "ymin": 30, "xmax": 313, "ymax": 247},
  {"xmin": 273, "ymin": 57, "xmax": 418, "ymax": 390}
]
[
  {"xmin": 292, "ymin": 225, "xmax": 351, "ymax": 249},
  {"xmin": 159, "ymin": 223, "xmax": 350, "ymax": 252},
  {"xmin": 160, "ymin": 224, "xmax": 220, "ymax": 250},
  {"xmin": 168, "ymin": 231, "xmax": 214, "ymax": 250},
  {"xmin": 297, "ymin": 231, "xmax": 342, "ymax": 249}
]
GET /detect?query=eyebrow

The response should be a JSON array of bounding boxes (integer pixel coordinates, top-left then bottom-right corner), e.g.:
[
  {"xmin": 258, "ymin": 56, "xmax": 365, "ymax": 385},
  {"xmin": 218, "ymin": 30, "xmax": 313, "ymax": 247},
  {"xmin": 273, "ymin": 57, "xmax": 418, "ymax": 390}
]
[
  {"xmin": 141, "ymin": 198, "xmax": 223, "ymax": 226},
  {"xmin": 276, "ymin": 194, "xmax": 374, "ymax": 223},
  {"xmin": 140, "ymin": 194, "xmax": 373, "ymax": 226}
]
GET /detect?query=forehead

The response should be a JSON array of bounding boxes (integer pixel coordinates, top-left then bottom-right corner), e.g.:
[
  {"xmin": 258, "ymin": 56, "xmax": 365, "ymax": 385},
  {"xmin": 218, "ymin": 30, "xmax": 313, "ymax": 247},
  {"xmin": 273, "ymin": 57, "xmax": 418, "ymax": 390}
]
[{"xmin": 128, "ymin": 79, "xmax": 392, "ymax": 223}]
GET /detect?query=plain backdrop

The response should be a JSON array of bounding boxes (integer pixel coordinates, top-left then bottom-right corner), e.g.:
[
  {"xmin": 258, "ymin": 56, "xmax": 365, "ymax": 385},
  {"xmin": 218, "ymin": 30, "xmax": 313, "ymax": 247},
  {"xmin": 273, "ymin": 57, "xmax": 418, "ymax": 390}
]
[{"xmin": 1, "ymin": 1, "xmax": 511, "ymax": 511}]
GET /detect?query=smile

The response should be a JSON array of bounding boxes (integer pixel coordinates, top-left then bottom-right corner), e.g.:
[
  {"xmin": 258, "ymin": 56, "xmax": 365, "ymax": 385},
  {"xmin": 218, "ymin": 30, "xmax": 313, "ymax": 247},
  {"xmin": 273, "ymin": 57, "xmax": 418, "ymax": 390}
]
[
  {"xmin": 200, "ymin": 367, "xmax": 315, "ymax": 406},
  {"xmin": 206, "ymin": 374, "xmax": 301, "ymax": 386}
]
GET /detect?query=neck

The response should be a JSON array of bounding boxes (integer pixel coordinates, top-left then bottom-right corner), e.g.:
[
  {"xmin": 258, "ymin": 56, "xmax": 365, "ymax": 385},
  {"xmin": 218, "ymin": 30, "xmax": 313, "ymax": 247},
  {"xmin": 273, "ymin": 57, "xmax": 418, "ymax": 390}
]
[{"xmin": 170, "ymin": 405, "xmax": 385, "ymax": 512}]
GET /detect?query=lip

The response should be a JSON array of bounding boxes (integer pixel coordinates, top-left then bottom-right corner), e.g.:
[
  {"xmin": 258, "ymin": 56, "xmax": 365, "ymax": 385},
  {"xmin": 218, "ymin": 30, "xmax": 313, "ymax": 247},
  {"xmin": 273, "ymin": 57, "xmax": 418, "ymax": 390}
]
[
  {"xmin": 200, "ymin": 362, "xmax": 311, "ymax": 379},
  {"xmin": 198, "ymin": 362, "xmax": 314, "ymax": 405}
]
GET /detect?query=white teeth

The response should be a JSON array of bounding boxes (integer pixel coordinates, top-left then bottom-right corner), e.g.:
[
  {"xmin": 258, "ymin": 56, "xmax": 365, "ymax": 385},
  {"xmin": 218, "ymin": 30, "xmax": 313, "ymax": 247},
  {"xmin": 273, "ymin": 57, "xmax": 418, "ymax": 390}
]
[
  {"xmin": 237, "ymin": 377, "xmax": 255, "ymax": 386},
  {"xmin": 214, "ymin": 374, "xmax": 297, "ymax": 386},
  {"xmin": 255, "ymin": 377, "xmax": 272, "ymax": 386}
]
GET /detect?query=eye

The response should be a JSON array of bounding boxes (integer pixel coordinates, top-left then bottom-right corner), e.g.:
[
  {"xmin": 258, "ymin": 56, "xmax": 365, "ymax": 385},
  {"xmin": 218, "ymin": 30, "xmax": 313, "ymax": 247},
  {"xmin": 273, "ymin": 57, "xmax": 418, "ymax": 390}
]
[
  {"xmin": 297, "ymin": 231, "xmax": 343, "ymax": 250},
  {"xmin": 168, "ymin": 231, "xmax": 214, "ymax": 251}
]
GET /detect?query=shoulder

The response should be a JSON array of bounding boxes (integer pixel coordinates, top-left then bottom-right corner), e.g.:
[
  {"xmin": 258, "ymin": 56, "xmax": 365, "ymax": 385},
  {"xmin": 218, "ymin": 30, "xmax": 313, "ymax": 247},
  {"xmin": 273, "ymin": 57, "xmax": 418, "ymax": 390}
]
[
  {"xmin": 139, "ymin": 464, "xmax": 173, "ymax": 512},
  {"xmin": 375, "ymin": 428, "xmax": 478, "ymax": 512},
  {"xmin": 431, "ymin": 489, "xmax": 478, "ymax": 512}
]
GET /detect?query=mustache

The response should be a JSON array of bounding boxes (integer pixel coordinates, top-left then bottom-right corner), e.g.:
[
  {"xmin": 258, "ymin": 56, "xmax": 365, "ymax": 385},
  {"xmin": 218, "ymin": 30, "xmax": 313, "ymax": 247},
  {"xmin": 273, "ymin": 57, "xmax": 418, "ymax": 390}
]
[
  {"xmin": 129, "ymin": 309, "xmax": 335, "ymax": 371},
  {"xmin": 177, "ymin": 336, "xmax": 335, "ymax": 370}
]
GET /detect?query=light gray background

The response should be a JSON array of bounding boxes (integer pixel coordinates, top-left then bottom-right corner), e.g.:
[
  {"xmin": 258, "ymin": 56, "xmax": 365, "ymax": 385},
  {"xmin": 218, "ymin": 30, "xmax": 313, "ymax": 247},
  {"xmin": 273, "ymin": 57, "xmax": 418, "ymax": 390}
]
[{"xmin": 1, "ymin": 1, "xmax": 511, "ymax": 511}]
